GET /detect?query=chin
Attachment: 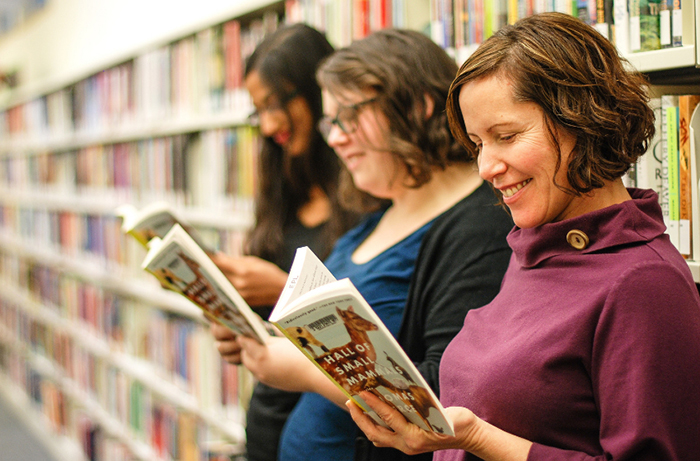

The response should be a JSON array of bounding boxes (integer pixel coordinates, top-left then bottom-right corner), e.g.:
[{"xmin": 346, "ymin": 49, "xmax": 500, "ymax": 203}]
[{"xmin": 511, "ymin": 214, "xmax": 540, "ymax": 230}]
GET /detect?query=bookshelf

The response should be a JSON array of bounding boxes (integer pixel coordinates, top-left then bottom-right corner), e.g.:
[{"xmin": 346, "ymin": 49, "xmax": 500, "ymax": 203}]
[{"xmin": 0, "ymin": 0, "xmax": 699, "ymax": 459}]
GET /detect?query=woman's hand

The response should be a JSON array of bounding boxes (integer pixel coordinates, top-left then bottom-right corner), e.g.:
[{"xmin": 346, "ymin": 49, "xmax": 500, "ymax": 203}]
[
  {"xmin": 237, "ymin": 335, "xmax": 349, "ymax": 407},
  {"xmin": 237, "ymin": 335, "xmax": 316, "ymax": 392},
  {"xmin": 348, "ymin": 391, "xmax": 465, "ymax": 455},
  {"xmin": 348, "ymin": 391, "xmax": 532, "ymax": 461},
  {"xmin": 211, "ymin": 322, "xmax": 243, "ymax": 365},
  {"xmin": 211, "ymin": 253, "xmax": 288, "ymax": 306}
]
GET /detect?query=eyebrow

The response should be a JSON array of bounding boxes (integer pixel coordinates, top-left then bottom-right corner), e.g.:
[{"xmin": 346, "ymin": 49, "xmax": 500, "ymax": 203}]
[
  {"xmin": 255, "ymin": 90, "xmax": 280, "ymax": 106},
  {"xmin": 467, "ymin": 122, "xmax": 516, "ymax": 137}
]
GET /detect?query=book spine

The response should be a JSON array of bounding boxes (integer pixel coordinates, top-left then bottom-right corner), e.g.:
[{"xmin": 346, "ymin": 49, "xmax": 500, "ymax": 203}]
[
  {"xmin": 628, "ymin": 0, "xmax": 641, "ymax": 52},
  {"xmin": 659, "ymin": 95, "xmax": 674, "ymax": 246},
  {"xmin": 671, "ymin": 0, "xmax": 682, "ymax": 46},
  {"xmin": 689, "ymin": 102, "xmax": 700, "ymax": 260},
  {"xmin": 594, "ymin": 0, "xmax": 610, "ymax": 39},
  {"xmin": 508, "ymin": 0, "xmax": 519, "ymax": 24},
  {"xmin": 640, "ymin": 0, "xmax": 662, "ymax": 51},
  {"xmin": 353, "ymin": 0, "xmax": 370, "ymax": 39},
  {"xmin": 659, "ymin": 0, "xmax": 672, "ymax": 48},
  {"xmin": 665, "ymin": 97, "xmax": 680, "ymax": 251},
  {"xmin": 636, "ymin": 97, "xmax": 662, "ymax": 191},
  {"xmin": 678, "ymin": 95, "xmax": 700, "ymax": 258}
]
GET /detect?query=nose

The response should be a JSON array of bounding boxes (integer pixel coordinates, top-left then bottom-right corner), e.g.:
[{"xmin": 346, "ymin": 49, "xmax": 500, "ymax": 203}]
[
  {"xmin": 477, "ymin": 144, "xmax": 507, "ymax": 183},
  {"xmin": 259, "ymin": 111, "xmax": 280, "ymax": 137},
  {"xmin": 324, "ymin": 123, "xmax": 348, "ymax": 148}
]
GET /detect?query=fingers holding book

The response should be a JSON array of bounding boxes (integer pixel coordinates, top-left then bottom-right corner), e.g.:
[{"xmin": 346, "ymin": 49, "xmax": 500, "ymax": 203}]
[{"xmin": 211, "ymin": 322, "xmax": 243, "ymax": 365}]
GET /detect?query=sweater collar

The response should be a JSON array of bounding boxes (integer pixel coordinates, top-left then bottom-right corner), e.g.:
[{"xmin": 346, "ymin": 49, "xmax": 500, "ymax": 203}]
[{"xmin": 507, "ymin": 188, "xmax": 667, "ymax": 268}]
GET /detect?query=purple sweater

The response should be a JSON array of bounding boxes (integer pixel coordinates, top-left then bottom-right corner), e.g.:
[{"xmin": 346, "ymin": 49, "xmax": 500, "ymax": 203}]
[{"xmin": 437, "ymin": 189, "xmax": 700, "ymax": 461}]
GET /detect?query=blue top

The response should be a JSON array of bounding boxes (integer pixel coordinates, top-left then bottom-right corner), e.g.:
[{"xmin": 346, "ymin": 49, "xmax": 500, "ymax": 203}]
[{"xmin": 277, "ymin": 208, "xmax": 435, "ymax": 461}]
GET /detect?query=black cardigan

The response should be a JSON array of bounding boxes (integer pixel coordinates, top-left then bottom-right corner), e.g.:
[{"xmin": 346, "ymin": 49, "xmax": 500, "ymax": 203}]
[{"xmin": 355, "ymin": 182, "xmax": 514, "ymax": 461}]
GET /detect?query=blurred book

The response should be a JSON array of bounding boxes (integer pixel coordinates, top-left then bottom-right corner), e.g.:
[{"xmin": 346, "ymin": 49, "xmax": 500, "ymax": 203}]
[{"xmin": 142, "ymin": 224, "xmax": 270, "ymax": 343}]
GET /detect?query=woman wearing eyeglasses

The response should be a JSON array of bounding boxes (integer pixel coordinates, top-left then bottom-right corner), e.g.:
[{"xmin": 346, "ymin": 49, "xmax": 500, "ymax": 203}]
[
  {"xmin": 209, "ymin": 23, "xmax": 360, "ymax": 461},
  {"xmin": 228, "ymin": 29, "xmax": 513, "ymax": 461}
]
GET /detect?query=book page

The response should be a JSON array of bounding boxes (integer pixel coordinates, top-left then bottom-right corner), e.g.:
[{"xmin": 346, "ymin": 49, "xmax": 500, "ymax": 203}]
[
  {"xmin": 270, "ymin": 246, "xmax": 336, "ymax": 321},
  {"xmin": 118, "ymin": 202, "xmax": 214, "ymax": 254},
  {"xmin": 143, "ymin": 225, "xmax": 269, "ymax": 343},
  {"xmin": 129, "ymin": 210, "xmax": 181, "ymax": 246},
  {"xmin": 273, "ymin": 278, "xmax": 454, "ymax": 436}
]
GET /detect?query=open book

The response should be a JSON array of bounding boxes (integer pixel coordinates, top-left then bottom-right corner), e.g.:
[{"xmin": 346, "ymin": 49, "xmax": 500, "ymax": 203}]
[
  {"xmin": 269, "ymin": 247, "xmax": 454, "ymax": 436},
  {"xmin": 117, "ymin": 201, "xmax": 215, "ymax": 254},
  {"xmin": 142, "ymin": 224, "xmax": 270, "ymax": 344}
]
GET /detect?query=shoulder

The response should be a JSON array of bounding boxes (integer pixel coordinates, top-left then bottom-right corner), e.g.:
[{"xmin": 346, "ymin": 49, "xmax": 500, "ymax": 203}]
[
  {"xmin": 413, "ymin": 183, "xmax": 513, "ymax": 284},
  {"xmin": 600, "ymin": 258, "xmax": 700, "ymax": 337},
  {"xmin": 609, "ymin": 258, "xmax": 697, "ymax": 300},
  {"xmin": 424, "ymin": 183, "xmax": 513, "ymax": 249}
]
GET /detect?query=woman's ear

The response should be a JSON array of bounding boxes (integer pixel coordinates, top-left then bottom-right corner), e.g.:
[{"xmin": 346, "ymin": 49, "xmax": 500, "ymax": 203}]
[{"xmin": 424, "ymin": 93, "xmax": 435, "ymax": 119}]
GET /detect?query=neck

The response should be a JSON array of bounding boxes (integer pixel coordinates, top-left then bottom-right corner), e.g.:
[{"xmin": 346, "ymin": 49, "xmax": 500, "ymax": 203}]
[
  {"xmin": 562, "ymin": 178, "xmax": 632, "ymax": 221},
  {"xmin": 350, "ymin": 162, "xmax": 481, "ymax": 265},
  {"xmin": 297, "ymin": 185, "xmax": 331, "ymax": 228},
  {"xmin": 389, "ymin": 162, "xmax": 482, "ymax": 219}
]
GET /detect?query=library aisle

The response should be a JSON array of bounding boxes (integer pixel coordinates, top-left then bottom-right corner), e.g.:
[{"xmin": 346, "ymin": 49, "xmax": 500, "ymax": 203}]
[{"xmin": 0, "ymin": 389, "xmax": 59, "ymax": 461}]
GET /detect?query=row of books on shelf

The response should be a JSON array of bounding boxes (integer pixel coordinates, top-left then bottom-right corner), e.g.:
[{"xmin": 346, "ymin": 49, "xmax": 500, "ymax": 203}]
[
  {"xmin": 0, "ymin": 361, "xmax": 88, "ymax": 458},
  {"xmin": 0, "ymin": 272, "xmax": 245, "ymax": 415},
  {"xmin": 1, "ymin": 206, "xmax": 144, "ymax": 271},
  {"xmin": 625, "ymin": 94, "xmax": 700, "ymax": 260},
  {"xmin": 0, "ymin": 10, "xmax": 280, "ymax": 140},
  {"xmin": 0, "ymin": 127, "xmax": 260, "ymax": 212},
  {"xmin": 2, "ymin": 0, "xmax": 690, "ymax": 146},
  {"xmin": 428, "ymin": 0, "xmax": 686, "ymax": 59},
  {"xmin": 1, "ymin": 0, "xmax": 433, "ymax": 142},
  {"xmin": 0, "ymin": 341, "xmax": 238, "ymax": 461},
  {"xmin": 0, "ymin": 286, "xmax": 249, "ymax": 460},
  {"xmin": 285, "ymin": 0, "xmax": 425, "ymax": 46},
  {"xmin": 0, "ymin": 204, "xmax": 246, "ymax": 276}
]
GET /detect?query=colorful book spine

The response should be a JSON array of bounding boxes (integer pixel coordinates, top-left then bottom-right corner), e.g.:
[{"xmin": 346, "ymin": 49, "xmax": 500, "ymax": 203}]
[
  {"xmin": 677, "ymin": 95, "xmax": 700, "ymax": 258},
  {"xmin": 663, "ymin": 95, "xmax": 680, "ymax": 250},
  {"xmin": 659, "ymin": 95, "xmax": 675, "ymax": 246},
  {"xmin": 639, "ymin": 0, "xmax": 662, "ymax": 51}
]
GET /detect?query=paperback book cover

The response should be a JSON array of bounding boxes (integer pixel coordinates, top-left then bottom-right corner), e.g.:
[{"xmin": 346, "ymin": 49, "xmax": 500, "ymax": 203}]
[
  {"xmin": 142, "ymin": 224, "xmax": 270, "ymax": 344},
  {"xmin": 117, "ymin": 201, "xmax": 215, "ymax": 254},
  {"xmin": 269, "ymin": 247, "xmax": 454, "ymax": 436}
]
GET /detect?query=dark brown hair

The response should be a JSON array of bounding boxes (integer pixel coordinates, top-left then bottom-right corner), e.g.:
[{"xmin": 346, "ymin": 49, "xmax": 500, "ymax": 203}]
[
  {"xmin": 317, "ymin": 28, "xmax": 469, "ymax": 212},
  {"xmin": 446, "ymin": 12, "xmax": 655, "ymax": 195},
  {"xmin": 244, "ymin": 23, "xmax": 359, "ymax": 261}
]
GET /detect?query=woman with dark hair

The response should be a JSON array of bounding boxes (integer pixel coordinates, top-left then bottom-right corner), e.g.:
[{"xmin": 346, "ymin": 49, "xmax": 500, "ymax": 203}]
[
  {"xmin": 209, "ymin": 23, "xmax": 360, "ymax": 461},
  {"xmin": 349, "ymin": 13, "xmax": 700, "ymax": 461},
  {"xmin": 224, "ymin": 28, "xmax": 513, "ymax": 461}
]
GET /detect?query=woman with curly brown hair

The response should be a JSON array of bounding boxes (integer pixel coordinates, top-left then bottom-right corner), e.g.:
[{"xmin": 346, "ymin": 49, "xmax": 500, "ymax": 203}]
[{"xmin": 349, "ymin": 12, "xmax": 700, "ymax": 461}]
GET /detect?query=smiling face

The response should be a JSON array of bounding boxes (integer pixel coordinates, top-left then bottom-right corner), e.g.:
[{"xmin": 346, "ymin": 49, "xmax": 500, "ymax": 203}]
[
  {"xmin": 245, "ymin": 70, "xmax": 315, "ymax": 157},
  {"xmin": 322, "ymin": 89, "xmax": 408, "ymax": 200},
  {"xmin": 459, "ymin": 74, "xmax": 581, "ymax": 229}
]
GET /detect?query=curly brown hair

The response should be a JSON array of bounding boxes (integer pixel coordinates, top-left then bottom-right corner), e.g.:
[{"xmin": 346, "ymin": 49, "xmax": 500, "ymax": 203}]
[
  {"xmin": 317, "ymin": 28, "xmax": 470, "ymax": 212},
  {"xmin": 446, "ymin": 12, "xmax": 655, "ymax": 195}
]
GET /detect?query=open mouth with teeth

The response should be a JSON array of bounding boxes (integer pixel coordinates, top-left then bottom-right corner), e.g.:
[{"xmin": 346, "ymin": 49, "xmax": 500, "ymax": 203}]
[{"xmin": 502, "ymin": 179, "xmax": 531, "ymax": 198}]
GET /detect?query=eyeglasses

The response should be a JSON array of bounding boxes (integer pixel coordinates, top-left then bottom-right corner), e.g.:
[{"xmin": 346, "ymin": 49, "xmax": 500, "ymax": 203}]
[
  {"xmin": 248, "ymin": 89, "xmax": 300, "ymax": 125},
  {"xmin": 317, "ymin": 97, "xmax": 378, "ymax": 142}
]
